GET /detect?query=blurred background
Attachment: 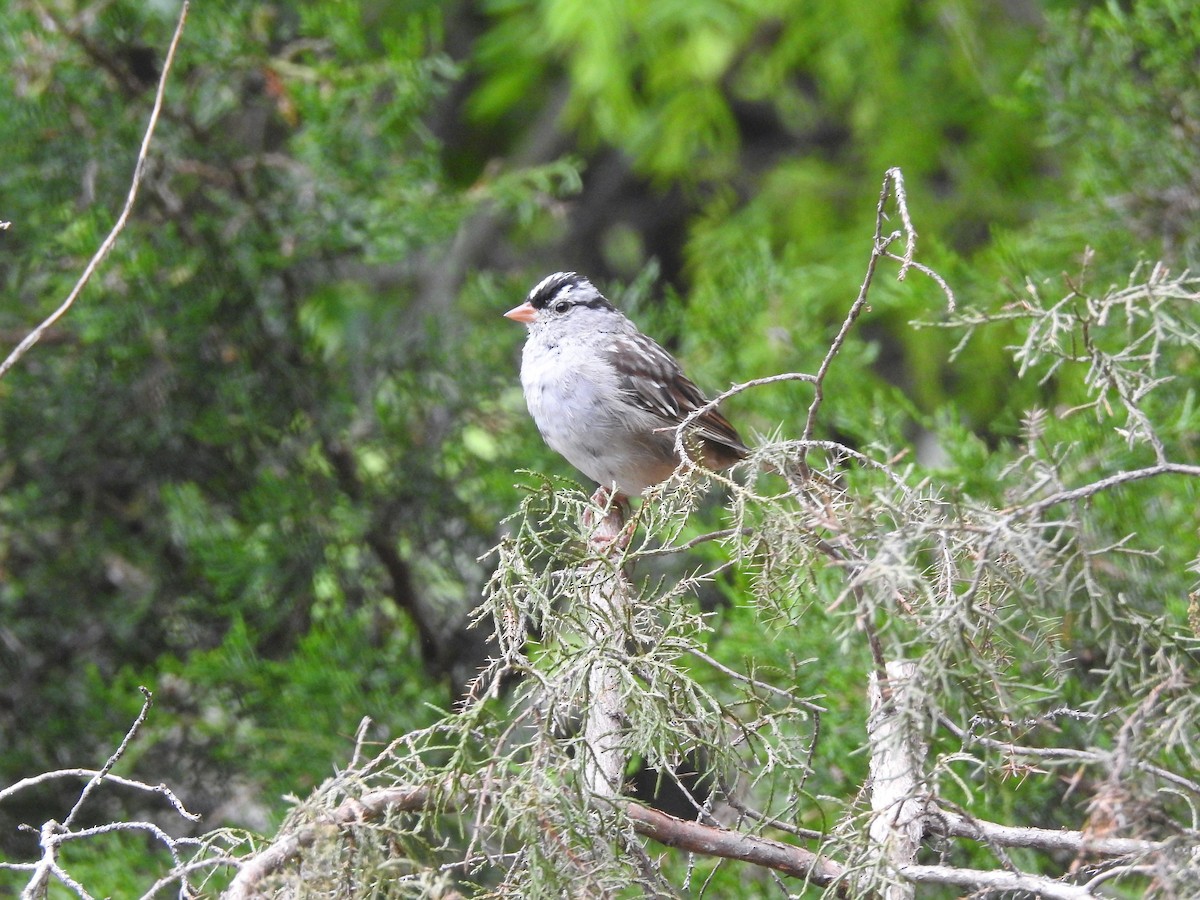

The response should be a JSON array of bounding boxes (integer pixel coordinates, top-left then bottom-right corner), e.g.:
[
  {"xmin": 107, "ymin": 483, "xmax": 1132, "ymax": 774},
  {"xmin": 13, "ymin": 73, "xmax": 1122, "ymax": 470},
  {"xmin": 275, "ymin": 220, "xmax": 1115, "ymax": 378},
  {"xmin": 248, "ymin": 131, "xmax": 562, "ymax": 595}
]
[{"xmin": 1, "ymin": 0, "xmax": 1196, "ymax": 889}]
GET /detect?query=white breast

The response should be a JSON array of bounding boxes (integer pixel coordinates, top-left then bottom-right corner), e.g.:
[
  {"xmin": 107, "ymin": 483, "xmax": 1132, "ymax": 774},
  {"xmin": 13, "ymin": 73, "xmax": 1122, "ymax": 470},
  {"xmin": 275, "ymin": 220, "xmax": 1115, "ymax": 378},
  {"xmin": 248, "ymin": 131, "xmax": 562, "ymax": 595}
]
[{"xmin": 520, "ymin": 331, "xmax": 664, "ymax": 494}]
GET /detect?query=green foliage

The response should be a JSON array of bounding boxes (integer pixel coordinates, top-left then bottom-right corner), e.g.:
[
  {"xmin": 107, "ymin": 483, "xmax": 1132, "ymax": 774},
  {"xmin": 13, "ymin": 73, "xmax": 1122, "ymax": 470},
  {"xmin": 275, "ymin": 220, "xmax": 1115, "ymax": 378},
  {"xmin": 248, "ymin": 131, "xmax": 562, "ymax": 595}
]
[{"xmin": 1034, "ymin": 0, "xmax": 1200, "ymax": 268}]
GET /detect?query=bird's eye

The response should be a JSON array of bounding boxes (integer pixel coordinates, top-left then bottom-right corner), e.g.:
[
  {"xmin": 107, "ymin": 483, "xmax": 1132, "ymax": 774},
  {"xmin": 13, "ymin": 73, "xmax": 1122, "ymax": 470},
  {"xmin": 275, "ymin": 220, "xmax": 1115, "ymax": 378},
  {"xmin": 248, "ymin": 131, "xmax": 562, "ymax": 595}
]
[{"xmin": 553, "ymin": 300, "xmax": 571, "ymax": 313}]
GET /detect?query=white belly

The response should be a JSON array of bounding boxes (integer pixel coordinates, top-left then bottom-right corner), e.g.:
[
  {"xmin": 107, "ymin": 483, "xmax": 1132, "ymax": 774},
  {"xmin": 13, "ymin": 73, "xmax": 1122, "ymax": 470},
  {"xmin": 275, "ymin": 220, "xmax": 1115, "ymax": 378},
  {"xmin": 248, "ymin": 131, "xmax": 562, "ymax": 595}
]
[{"xmin": 520, "ymin": 338, "xmax": 668, "ymax": 494}]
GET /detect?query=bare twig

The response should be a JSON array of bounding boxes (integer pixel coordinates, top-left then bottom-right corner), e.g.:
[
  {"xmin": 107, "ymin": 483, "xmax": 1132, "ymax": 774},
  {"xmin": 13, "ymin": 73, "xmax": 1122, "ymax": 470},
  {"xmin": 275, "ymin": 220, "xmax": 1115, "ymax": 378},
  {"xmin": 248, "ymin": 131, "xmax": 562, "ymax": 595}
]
[
  {"xmin": 0, "ymin": 0, "xmax": 189, "ymax": 379},
  {"xmin": 802, "ymin": 172, "xmax": 895, "ymax": 442},
  {"xmin": 639, "ymin": 526, "xmax": 750, "ymax": 556},
  {"xmin": 802, "ymin": 169, "xmax": 901, "ymax": 453},
  {"xmin": 886, "ymin": 169, "xmax": 919, "ymax": 282},
  {"xmin": 1081, "ymin": 863, "xmax": 1159, "ymax": 892},
  {"xmin": 1004, "ymin": 462, "xmax": 1200, "ymax": 519},
  {"xmin": 63, "ymin": 687, "xmax": 155, "ymax": 829},
  {"xmin": 671, "ymin": 371, "xmax": 818, "ymax": 467},
  {"xmin": 9, "ymin": 687, "xmax": 206, "ymax": 900},
  {"xmin": 687, "ymin": 647, "xmax": 823, "ymax": 712},
  {"xmin": 944, "ymin": 711, "xmax": 1200, "ymax": 798},
  {"xmin": 348, "ymin": 716, "xmax": 373, "ymax": 772}
]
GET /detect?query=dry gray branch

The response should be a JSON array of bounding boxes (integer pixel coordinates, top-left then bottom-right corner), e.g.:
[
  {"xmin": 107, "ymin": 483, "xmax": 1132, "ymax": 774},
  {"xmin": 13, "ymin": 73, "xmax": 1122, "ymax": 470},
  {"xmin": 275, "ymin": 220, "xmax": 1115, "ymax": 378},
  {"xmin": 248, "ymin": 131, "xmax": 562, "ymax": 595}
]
[
  {"xmin": 933, "ymin": 810, "xmax": 1162, "ymax": 857},
  {"xmin": 1005, "ymin": 462, "xmax": 1200, "ymax": 518},
  {"xmin": 899, "ymin": 863, "xmax": 1097, "ymax": 899},
  {"xmin": 6, "ymin": 688, "xmax": 208, "ymax": 900},
  {"xmin": 800, "ymin": 167, "xmax": 954, "ymax": 453},
  {"xmin": 0, "ymin": 769, "xmax": 197, "ymax": 821}
]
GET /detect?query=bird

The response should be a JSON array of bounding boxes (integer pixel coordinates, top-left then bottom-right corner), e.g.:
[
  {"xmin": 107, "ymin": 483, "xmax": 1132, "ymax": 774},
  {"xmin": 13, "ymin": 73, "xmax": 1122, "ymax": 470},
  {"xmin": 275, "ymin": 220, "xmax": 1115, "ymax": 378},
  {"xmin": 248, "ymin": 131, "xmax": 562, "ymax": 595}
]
[{"xmin": 505, "ymin": 272, "xmax": 749, "ymax": 501}]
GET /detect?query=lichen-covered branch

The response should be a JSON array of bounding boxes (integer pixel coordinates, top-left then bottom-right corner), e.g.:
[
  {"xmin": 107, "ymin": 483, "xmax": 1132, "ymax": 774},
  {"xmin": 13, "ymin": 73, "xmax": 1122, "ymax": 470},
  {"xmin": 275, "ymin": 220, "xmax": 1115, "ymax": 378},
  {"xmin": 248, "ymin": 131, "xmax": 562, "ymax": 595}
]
[
  {"xmin": 580, "ymin": 497, "xmax": 632, "ymax": 799},
  {"xmin": 866, "ymin": 660, "xmax": 928, "ymax": 900},
  {"xmin": 221, "ymin": 785, "xmax": 848, "ymax": 898}
]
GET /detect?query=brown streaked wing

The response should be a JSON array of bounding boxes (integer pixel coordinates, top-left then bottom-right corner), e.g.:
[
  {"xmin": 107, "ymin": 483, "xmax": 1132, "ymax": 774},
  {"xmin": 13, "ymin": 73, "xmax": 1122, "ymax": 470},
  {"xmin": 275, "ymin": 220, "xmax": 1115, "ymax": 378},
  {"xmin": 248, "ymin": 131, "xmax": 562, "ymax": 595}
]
[{"xmin": 604, "ymin": 334, "xmax": 748, "ymax": 457}]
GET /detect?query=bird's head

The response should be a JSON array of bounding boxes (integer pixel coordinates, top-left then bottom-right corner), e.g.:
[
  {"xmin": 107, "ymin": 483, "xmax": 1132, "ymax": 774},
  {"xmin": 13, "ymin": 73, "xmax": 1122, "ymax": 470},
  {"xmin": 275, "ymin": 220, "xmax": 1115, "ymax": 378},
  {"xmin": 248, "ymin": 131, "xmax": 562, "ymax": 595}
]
[{"xmin": 504, "ymin": 272, "xmax": 617, "ymax": 332}]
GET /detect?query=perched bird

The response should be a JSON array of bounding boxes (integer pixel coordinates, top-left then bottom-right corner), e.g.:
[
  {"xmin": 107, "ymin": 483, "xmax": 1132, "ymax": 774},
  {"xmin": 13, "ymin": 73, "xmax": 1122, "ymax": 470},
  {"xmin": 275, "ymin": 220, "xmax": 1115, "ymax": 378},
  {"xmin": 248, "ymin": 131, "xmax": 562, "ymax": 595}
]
[{"xmin": 505, "ymin": 272, "xmax": 749, "ymax": 499}]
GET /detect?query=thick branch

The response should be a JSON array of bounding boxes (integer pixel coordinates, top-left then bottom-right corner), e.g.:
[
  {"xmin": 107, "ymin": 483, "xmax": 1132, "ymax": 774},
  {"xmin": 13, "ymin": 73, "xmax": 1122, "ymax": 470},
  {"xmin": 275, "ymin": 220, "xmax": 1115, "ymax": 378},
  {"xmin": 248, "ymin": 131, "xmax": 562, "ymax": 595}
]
[
  {"xmin": 623, "ymin": 803, "xmax": 845, "ymax": 889},
  {"xmin": 222, "ymin": 786, "xmax": 846, "ymax": 898},
  {"xmin": 867, "ymin": 659, "xmax": 928, "ymax": 900},
  {"xmin": 580, "ymin": 494, "xmax": 633, "ymax": 799}
]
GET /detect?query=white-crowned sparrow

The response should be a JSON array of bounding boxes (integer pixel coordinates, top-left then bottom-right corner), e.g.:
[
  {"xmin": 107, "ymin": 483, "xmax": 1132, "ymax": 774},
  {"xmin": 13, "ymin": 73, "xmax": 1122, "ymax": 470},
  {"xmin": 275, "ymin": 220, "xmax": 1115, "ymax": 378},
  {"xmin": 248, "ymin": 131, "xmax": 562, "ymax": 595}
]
[{"xmin": 505, "ymin": 272, "xmax": 749, "ymax": 498}]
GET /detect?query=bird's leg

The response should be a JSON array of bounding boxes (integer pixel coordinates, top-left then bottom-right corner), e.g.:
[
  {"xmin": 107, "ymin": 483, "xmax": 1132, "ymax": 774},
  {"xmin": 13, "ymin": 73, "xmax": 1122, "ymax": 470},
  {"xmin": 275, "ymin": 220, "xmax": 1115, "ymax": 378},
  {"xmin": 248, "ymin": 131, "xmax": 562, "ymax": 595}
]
[{"xmin": 584, "ymin": 486, "xmax": 634, "ymax": 551}]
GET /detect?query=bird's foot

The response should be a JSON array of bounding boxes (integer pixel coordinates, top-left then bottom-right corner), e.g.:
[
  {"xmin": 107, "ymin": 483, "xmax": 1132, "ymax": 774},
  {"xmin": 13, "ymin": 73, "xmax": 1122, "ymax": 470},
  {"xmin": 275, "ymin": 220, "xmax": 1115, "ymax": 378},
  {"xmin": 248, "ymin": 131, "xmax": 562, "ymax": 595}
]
[{"xmin": 584, "ymin": 486, "xmax": 634, "ymax": 551}]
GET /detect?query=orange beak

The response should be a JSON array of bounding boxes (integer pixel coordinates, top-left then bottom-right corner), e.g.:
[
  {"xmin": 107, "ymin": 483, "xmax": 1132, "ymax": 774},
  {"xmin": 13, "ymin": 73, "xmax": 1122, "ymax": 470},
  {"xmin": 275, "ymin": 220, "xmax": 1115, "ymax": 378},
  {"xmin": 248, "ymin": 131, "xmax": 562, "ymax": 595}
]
[{"xmin": 504, "ymin": 301, "xmax": 537, "ymax": 324}]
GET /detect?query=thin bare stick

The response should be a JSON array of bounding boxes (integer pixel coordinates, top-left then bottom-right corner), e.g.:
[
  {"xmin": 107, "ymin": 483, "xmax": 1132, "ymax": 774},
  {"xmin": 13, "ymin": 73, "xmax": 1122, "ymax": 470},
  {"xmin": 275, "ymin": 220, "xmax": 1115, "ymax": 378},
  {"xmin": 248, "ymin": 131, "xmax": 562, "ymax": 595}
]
[
  {"xmin": 1081, "ymin": 863, "xmax": 1159, "ymax": 892},
  {"xmin": 672, "ymin": 371, "xmax": 818, "ymax": 464},
  {"xmin": 348, "ymin": 716, "xmax": 373, "ymax": 771},
  {"xmin": 799, "ymin": 171, "xmax": 899, "ymax": 453},
  {"xmin": 883, "ymin": 253, "xmax": 956, "ymax": 309},
  {"xmin": 944, "ymin": 712, "xmax": 1200, "ymax": 797},
  {"xmin": 687, "ymin": 647, "xmax": 824, "ymax": 713},
  {"xmin": 0, "ymin": 0, "xmax": 190, "ymax": 380},
  {"xmin": 63, "ymin": 687, "xmax": 154, "ymax": 829},
  {"xmin": 887, "ymin": 169, "xmax": 918, "ymax": 281},
  {"xmin": 1005, "ymin": 462, "xmax": 1200, "ymax": 519},
  {"xmin": 798, "ymin": 167, "xmax": 957, "ymax": 460},
  {"xmin": 639, "ymin": 527, "xmax": 749, "ymax": 556}
]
